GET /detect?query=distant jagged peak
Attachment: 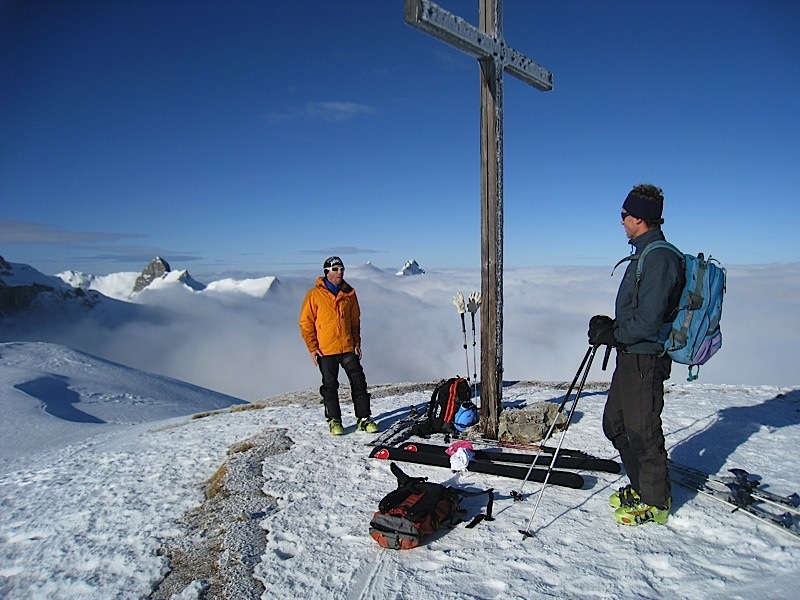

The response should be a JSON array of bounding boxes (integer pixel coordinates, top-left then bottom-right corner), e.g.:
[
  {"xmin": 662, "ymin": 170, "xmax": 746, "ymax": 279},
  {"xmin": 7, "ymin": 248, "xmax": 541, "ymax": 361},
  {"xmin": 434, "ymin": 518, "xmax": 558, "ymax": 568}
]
[
  {"xmin": 132, "ymin": 257, "xmax": 172, "ymax": 293},
  {"xmin": 0, "ymin": 255, "xmax": 68, "ymax": 289},
  {"xmin": 57, "ymin": 269, "xmax": 94, "ymax": 289},
  {"xmin": 171, "ymin": 269, "xmax": 206, "ymax": 292},
  {"xmin": 133, "ymin": 265, "xmax": 207, "ymax": 295},
  {"xmin": 395, "ymin": 259, "xmax": 425, "ymax": 276}
]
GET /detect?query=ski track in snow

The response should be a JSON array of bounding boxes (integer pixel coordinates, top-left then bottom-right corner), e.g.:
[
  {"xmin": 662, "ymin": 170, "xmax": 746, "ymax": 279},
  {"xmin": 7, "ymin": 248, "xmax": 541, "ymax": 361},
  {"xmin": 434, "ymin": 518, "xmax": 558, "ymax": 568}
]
[{"xmin": 2, "ymin": 384, "xmax": 800, "ymax": 599}]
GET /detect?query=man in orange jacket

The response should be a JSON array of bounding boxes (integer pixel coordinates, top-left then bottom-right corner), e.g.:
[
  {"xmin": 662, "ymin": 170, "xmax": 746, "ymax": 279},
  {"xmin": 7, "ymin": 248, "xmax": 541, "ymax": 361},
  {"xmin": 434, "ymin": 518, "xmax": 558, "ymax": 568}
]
[{"xmin": 299, "ymin": 256, "xmax": 378, "ymax": 435}]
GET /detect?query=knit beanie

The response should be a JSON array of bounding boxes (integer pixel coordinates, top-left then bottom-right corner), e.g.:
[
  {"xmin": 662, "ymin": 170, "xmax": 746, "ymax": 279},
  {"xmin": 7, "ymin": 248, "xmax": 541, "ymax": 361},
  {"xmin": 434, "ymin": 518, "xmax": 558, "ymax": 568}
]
[
  {"xmin": 323, "ymin": 256, "xmax": 344, "ymax": 272},
  {"xmin": 623, "ymin": 191, "xmax": 663, "ymax": 221}
]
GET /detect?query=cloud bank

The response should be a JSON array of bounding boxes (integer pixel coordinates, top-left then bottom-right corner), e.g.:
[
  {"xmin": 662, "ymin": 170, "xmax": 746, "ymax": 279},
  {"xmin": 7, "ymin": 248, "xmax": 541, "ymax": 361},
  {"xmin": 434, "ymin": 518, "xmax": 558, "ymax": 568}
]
[{"xmin": 3, "ymin": 261, "xmax": 798, "ymax": 402}]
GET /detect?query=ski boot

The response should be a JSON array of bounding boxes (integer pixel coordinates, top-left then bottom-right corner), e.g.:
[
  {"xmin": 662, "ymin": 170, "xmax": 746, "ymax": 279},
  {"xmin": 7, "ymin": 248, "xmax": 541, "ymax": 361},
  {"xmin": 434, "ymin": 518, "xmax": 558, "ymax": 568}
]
[
  {"xmin": 356, "ymin": 417, "xmax": 378, "ymax": 433},
  {"xmin": 609, "ymin": 485, "xmax": 640, "ymax": 509},
  {"xmin": 614, "ymin": 500, "xmax": 670, "ymax": 526}
]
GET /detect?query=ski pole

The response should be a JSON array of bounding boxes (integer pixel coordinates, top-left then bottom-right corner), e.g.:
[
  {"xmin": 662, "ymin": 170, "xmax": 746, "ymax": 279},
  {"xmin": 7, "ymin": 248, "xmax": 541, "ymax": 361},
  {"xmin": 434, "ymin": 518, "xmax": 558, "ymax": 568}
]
[
  {"xmin": 519, "ymin": 344, "xmax": 598, "ymax": 539},
  {"xmin": 453, "ymin": 293, "xmax": 470, "ymax": 382},
  {"xmin": 510, "ymin": 346, "xmax": 593, "ymax": 502},
  {"xmin": 467, "ymin": 291, "xmax": 481, "ymax": 402},
  {"xmin": 470, "ymin": 312, "xmax": 478, "ymax": 398},
  {"xmin": 461, "ymin": 313, "xmax": 469, "ymax": 381},
  {"xmin": 602, "ymin": 345, "xmax": 612, "ymax": 371}
]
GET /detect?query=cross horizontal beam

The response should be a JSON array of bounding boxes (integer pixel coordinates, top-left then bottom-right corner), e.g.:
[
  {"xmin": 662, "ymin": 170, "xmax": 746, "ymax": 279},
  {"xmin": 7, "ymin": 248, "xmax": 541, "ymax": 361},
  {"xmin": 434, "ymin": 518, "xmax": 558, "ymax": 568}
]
[{"xmin": 404, "ymin": 0, "xmax": 553, "ymax": 91}]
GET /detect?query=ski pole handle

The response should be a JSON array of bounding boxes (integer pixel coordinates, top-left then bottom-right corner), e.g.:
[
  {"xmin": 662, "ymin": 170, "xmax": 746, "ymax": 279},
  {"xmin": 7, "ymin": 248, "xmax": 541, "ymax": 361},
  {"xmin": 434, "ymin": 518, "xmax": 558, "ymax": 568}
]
[
  {"xmin": 453, "ymin": 292, "xmax": 466, "ymax": 314},
  {"xmin": 467, "ymin": 291, "xmax": 481, "ymax": 313},
  {"xmin": 602, "ymin": 345, "xmax": 612, "ymax": 371}
]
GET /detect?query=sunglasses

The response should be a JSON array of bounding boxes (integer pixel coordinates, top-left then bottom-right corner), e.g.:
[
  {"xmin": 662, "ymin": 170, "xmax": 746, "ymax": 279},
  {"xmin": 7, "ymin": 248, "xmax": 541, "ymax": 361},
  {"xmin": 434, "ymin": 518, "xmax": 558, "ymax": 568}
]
[
  {"xmin": 621, "ymin": 211, "xmax": 632, "ymax": 220},
  {"xmin": 328, "ymin": 266, "xmax": 345, "ymax": 272}
]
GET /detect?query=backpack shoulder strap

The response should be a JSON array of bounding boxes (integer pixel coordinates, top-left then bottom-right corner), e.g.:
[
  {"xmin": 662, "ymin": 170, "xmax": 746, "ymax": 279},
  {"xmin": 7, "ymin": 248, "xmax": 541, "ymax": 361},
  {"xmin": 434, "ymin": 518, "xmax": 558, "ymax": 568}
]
[
  {"xmin": 443, "ymin": 379, "xmax": 462, "ymax": 423},
  {"xmin": 611, "ymin": 252, "xmax": 636, "ymax": 275},
  {"xmin": 637, "ymin": 241, "xmax": 683, "ymax": 276},
  {"xmin": 614, "ymin": 241, "xmax": 684, "ymax": 308},
  {"xmin": 428, "ymin": 378, "xmax": 448, "ymax": 417},
  {"xmin": 390, "ymin": 462, "xmax": 427, "ymax": 488},
  {"xmin": 613, "ymin": 240, "xmax": 683, "ymax": 273},
  {"xmin": 457, "ymin": 487, "xmax": 495, "ymax": 528}
]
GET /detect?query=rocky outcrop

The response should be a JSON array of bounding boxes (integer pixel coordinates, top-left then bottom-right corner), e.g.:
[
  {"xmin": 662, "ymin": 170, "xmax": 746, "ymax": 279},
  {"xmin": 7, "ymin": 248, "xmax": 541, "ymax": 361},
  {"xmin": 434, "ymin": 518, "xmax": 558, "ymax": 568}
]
[
  {"xmin": 132, "ymin": 257, "xmax": 171, "ymax": 293},
  {"xmin": 0, "ymin": 281, "xmax": 56, "ymax": 315},
  {"xmin": 151, "ymin": 429, "xmax": 291, "ymax": 600},
  {"xmin": 0, "ymin": 256, "xmax": 12, "ymax": 276},
  {"xmin": 0, "ymin": 255, "xmax": 101, "ymax": 318},
  {"xmin": 496, "ymin": 403, "xmax": 568, "ymax": 443}
]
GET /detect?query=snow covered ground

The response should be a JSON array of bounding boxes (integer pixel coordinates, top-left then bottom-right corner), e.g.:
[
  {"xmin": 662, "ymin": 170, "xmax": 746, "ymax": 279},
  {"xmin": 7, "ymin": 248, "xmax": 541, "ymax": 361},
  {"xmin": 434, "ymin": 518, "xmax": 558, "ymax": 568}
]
[{"xmin": 1, "ymin": 341, "xmax": 799, "ymax": 599}]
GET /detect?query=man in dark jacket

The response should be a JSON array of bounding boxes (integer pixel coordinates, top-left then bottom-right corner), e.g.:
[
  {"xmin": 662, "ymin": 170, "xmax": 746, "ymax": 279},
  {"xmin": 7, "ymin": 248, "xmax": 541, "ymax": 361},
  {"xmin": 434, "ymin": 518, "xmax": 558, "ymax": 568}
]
[{"xmin": 588, "ymin": 184, "xmax": 684, "ymax": 525}]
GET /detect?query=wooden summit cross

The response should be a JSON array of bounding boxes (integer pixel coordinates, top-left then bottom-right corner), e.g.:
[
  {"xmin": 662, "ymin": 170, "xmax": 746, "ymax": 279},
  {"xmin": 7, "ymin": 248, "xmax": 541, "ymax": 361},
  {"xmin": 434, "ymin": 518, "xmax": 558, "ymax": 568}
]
[{"xmin": 405, "ymin": 0, "xmax": 553, "ymax": 437}]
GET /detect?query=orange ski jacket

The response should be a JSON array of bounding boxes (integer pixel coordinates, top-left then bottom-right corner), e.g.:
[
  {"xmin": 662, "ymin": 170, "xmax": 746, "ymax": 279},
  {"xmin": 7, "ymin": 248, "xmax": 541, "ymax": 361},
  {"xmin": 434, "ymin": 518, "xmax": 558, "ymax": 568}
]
[{"xmin": 299, "ymin": 276, "xmax": 361, "ymax": 356}]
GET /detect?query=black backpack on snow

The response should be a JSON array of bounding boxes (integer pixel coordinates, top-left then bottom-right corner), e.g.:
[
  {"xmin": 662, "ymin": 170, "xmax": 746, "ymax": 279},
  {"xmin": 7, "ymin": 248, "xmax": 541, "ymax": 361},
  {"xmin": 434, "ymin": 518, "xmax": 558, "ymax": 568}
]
[
  {"xmin": 368, "ymin": 462, "xmax": 493, "ymax": 550},
  {"xmin": 412, "ymin": 377, "xmax": 476, "ymax": 437}
]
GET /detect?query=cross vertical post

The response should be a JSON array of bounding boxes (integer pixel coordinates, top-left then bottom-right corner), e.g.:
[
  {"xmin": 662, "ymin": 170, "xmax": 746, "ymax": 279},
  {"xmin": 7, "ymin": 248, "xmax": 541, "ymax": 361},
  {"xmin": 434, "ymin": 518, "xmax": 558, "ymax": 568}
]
[
  {"xmin": 405, "ymin": 0, "xmax": 553, "ymax": 438},
  {"xmin": 479, "ymin": 0, "xmax": 504, "ymax": 440}
]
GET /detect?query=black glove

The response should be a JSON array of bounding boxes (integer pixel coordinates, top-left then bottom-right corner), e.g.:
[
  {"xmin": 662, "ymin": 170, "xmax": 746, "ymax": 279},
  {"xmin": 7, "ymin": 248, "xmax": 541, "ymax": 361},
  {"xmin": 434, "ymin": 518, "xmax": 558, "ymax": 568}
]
[{"xmin": 588, "ymin": 315, "xmax": 617, "ymax": 347}]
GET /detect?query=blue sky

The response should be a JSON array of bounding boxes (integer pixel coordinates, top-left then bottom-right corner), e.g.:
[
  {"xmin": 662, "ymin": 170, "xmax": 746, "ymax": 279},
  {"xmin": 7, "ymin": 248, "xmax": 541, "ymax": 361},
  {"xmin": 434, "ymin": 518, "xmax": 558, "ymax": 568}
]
[{"xmin": 2, "ymin": 0, "xmax": 798, "ymax": 278}]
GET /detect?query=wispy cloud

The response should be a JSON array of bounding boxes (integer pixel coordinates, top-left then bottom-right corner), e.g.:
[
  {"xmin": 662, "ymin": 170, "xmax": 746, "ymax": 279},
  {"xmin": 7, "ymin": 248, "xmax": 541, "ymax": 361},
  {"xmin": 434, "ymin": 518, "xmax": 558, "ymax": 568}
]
[
  {"xmin": 0, "ymin": 220, "xmax": 145, "ymax": 245},
  {"xmin": 300, "ymin": 246, "xmax": 383, "ymax": 256},
  {"xmin": 265, "ymin": 102, "xmax": 377, "ymax": 124},
  {"xmin": 75, "ymin": 251, "xmax": 203, "ymax": 265}
]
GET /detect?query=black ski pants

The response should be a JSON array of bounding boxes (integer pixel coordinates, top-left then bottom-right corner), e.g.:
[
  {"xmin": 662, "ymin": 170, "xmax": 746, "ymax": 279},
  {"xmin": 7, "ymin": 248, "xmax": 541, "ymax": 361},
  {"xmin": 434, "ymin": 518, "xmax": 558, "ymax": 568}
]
[
  {"xmin": 603, "ymin": 352, "xmax": 672, "ymax": 508},
  {"xmin": 317, "ymin": 352, "xmax": 371, "ymax": 422}
]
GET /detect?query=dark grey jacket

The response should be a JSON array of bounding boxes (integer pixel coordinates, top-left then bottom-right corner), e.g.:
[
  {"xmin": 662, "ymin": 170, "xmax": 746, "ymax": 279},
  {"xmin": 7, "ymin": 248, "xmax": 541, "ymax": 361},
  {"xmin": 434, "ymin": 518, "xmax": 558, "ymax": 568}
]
[{"xmin": 614, "ymin": 228, "xmax": 684, "ymax": 355}]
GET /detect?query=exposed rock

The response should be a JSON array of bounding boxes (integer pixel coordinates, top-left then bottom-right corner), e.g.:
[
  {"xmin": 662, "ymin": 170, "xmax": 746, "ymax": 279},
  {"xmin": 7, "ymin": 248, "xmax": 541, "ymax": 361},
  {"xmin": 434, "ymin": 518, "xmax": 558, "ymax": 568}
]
[
  {"xmin": 133, "ymin": 257, "xmax": 171, "ymax": 293},
  {"xmin": 0, "ymin": 255, "xmax": 101, "ymax": 318},
  {"xmin": 496, "ymin": 403, "xmax": 568, "ymax": 443},
  {"xmin": 150, "ymin": 429, "xmax": 292, "ymax": 600},
  {"xmin": 0, "ymin": 255, "xmax": 12, "ymax": 276}
]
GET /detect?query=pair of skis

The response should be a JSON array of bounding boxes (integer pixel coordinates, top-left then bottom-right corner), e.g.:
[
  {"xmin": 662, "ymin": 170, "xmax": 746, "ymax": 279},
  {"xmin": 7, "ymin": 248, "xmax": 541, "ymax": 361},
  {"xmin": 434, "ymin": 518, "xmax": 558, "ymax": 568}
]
[
  {"xmin": 369, "ymin": 439, "xmax": 620, "ymax": 488},
  {"xmin": 399, "ymin": 441, "xmax": 620, "ymax": 475},
  {"xmin": 367, "ymin": 404, "xmax": 424, "ymax": 448},
  {"xmin": 367, "ymin": 400, "xmax": 621, "ymax": 484},
  {"xmin": 669, "ymin": 460, "xmax": 800, "ymax": 541}
]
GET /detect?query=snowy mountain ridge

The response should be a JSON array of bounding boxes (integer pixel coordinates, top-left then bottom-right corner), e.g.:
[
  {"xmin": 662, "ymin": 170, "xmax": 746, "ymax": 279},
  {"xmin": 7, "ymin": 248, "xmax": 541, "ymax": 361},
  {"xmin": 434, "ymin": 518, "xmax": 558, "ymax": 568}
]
[{"xmin": 396, "ymin": 258, "xmax": 425, "ymax": 276}]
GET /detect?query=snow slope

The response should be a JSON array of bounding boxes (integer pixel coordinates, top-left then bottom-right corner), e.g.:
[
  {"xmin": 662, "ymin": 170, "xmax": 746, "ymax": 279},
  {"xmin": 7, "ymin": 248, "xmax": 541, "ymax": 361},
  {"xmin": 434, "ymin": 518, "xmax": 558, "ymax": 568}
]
[
  {"xmin": 1, "ymin": 341, "xmax": 799, "ymax": 599},
  {"xmin": 0, "ymin": 342, "xmax": 246, "ymax": 471}
]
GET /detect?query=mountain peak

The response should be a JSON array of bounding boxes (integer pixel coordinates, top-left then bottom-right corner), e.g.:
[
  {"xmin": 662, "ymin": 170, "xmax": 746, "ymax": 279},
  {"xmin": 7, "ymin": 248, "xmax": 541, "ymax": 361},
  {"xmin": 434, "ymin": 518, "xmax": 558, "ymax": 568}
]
[
  {"xmin": 396, "ymin": 259, "xmax": 425, "ymax": 276},
  {"xmin": 133, "ymin": 257, "xmax": 172, "ymax": 293},
  {"xmin": 0, "ymin": 255, "xmax": 102, "ymax": 316}
]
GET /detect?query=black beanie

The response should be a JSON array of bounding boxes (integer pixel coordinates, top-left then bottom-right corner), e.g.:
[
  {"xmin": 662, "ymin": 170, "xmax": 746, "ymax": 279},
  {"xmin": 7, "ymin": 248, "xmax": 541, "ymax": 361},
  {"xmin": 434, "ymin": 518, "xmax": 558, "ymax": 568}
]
[
  {"xmin": 623, "ymin": 191, "xmax": 663, "ymax": 221},
  {"xmin": 323, "ymin": 256, "xmax": 344, "ymax": 271}
]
